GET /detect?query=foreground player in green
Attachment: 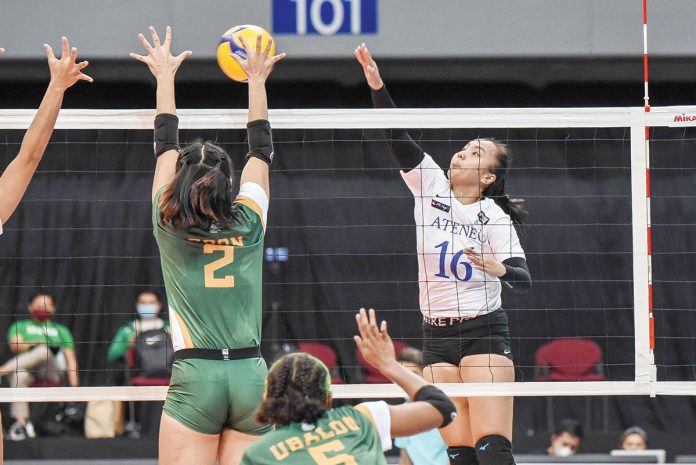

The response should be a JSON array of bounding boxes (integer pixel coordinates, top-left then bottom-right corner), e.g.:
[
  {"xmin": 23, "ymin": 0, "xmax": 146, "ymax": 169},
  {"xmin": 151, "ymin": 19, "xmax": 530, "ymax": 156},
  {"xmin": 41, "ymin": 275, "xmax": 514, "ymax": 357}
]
[
  {"xmin": 130, "ymin": 26, "xmax": 284, "ymax": 465},
  {"xmin": 241, "ymin": 308, "xmax": 457, "ymax": 465}
]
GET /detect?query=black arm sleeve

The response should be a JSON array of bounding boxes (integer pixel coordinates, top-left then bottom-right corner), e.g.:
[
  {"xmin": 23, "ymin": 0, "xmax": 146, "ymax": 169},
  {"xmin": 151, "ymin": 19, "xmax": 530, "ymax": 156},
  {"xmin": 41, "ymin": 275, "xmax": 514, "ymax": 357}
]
[
  {"xmin": 370, "ymin": 86, "xmax": 424, "ymax": 172},
  {"xmin": 500, "ymin": 257, "xmax": 532, "ymax": 293}
]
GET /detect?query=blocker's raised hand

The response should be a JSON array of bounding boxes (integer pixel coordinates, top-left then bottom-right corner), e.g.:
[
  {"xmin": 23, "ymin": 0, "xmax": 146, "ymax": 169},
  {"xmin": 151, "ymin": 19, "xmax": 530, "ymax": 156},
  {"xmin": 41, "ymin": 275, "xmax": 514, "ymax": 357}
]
[
  {"xmin": 230, "ymin": 34, "xmax": 285, "ymax": 84},
  {"xmin": 130, "ymin": 26, "xmax": 192, "ymax": 79},
  {"xmin": 44, "ymin": 37, "xmax": 92, "ymax": 90}
]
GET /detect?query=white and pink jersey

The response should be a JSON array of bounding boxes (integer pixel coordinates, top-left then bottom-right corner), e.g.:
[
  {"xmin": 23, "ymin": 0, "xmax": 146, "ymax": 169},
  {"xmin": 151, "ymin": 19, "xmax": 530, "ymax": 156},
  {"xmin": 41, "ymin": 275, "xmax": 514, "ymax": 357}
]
[{"xmin": 402, "ymin": 154, "xmax": 525, "ymax": 319}]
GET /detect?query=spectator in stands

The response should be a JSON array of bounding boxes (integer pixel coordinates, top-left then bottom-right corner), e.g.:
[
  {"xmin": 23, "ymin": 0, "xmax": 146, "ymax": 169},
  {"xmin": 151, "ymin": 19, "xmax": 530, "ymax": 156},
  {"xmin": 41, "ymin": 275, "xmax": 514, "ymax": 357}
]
[
  {"xmin": 0, "ymin": 293, "xmax": 79, "ymax": 440},
  {"xmin": 395, "ymin": 347, "xmax": 449, "ymax": 465},
  {"xmin": 620, "ymin": 426, "xmax": 648, "ymax": 450},
  {"xmin": 546, "ymin": 419, "xmax": 583, "ymax": 457},
  {"xmin": 107, "ymin": 290, "xmax": 169, "ymax": 366}
]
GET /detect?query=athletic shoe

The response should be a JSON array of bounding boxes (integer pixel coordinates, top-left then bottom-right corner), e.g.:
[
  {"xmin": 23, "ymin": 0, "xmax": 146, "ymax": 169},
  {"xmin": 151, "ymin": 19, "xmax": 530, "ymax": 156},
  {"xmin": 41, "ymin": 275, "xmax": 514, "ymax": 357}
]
[
  {"xmin": 8, "ymin": 421, "xmax": 27, "ymax": 441},
  {"xmin": 24, "ymin": 421, "xmax": 36, "ymax": 438}
]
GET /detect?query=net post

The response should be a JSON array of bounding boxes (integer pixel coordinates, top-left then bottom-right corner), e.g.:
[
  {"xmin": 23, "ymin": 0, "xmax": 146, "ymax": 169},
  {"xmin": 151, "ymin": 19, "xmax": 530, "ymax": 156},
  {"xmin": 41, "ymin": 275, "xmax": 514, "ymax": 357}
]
[{"xmin": 630, "ymin": 107, "xmax": 656, "ymax": 386}]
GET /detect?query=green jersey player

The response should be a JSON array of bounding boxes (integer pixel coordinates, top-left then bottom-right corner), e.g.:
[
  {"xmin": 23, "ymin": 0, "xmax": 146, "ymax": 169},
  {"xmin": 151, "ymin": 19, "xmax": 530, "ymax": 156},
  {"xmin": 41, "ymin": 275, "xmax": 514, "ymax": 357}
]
[
  {"xmin": 241, "ymin": 309, "xmax": 457, "ymax": 465},
  {"xmin": 130, "ymin": 26, "xmax": 285, "ymax": 465}
]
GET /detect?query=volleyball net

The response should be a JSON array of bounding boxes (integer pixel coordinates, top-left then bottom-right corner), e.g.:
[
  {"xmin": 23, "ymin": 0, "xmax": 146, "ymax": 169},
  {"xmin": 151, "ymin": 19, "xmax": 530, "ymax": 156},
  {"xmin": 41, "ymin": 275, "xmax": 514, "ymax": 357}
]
[{"xmin": 0, "ymin": 105, "xmax": 694, "ymax": 402}]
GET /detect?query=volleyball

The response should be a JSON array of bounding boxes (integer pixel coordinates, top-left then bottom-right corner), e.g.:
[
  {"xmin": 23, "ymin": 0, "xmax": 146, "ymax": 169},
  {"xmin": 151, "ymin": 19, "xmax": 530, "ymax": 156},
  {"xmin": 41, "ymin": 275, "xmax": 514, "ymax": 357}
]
[{"xmin": 217, "ymin": 25, "xmax": 276, "ymax": 82}]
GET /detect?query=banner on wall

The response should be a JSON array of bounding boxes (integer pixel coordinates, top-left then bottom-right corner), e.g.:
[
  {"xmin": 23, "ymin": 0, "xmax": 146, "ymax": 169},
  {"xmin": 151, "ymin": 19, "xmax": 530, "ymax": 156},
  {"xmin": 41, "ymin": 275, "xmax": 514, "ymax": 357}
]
[{"xmin": 273, "ymin": 0, "xmax": 378, "ymax": 35}]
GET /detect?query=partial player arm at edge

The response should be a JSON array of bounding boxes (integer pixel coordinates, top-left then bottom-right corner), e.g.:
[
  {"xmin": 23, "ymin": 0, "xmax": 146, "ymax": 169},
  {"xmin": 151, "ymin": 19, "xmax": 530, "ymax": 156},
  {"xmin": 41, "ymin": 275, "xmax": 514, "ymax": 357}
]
[
  {"xmin": 0, "ymin": 38, "xmax": 91, "ymax": 224},
  {"xmin": 0, "ymin": 83, "xmax": 66, "ymax": 224}
]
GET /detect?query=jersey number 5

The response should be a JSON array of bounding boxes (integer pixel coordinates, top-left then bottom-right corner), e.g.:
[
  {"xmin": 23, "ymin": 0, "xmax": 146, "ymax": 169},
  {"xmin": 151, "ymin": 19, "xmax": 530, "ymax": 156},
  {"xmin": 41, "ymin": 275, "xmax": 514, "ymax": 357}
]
[
  {"xmin": 203, "ymin": 244, "xmax": 235, "ymax": 288},
  {"xmin": 308, "ymin": 440, "xmax": 358, "ymax": 465}
]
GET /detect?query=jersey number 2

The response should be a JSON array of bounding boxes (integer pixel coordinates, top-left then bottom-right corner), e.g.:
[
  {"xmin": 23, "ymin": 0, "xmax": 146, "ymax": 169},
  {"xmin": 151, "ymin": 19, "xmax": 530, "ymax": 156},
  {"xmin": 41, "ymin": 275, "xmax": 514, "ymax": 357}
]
[
  {"xmin": 308, "ymin": 440, "xmax": 358, "ymax": 465},
  {"xmin": 203, "ymin": 244, "xmax": 235, "ymax": 288}
]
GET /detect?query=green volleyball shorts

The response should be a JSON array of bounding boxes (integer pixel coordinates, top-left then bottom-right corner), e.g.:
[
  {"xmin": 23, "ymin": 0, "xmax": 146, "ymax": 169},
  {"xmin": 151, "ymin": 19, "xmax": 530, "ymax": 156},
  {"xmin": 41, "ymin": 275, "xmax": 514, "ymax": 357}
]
[{"xmin": 163, "ymin": 357, "xmax": 273, "ymax": 435}]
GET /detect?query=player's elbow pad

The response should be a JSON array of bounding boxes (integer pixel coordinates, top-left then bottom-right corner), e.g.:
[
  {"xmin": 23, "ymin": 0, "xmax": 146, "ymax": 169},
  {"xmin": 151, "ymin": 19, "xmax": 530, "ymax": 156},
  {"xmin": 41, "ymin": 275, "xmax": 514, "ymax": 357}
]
[
  {"xmin": 154, "ymin": 113, "xmax": 180, "ymax": 158},
  {"xmin": 247, "ymin": 119, "xmax": 274, "ymax": 165},
  {"xmin": 414, "ymin": 385, "xmax": 457, "ymax": 428}
]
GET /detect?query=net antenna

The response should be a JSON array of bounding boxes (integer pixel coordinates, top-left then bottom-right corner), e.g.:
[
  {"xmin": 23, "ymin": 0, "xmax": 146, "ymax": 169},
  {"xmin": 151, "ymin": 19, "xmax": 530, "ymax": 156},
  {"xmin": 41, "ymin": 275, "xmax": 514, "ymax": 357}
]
[{"xmin": 643, "ymin": 0, "xmax": 656, "ymax": 368}]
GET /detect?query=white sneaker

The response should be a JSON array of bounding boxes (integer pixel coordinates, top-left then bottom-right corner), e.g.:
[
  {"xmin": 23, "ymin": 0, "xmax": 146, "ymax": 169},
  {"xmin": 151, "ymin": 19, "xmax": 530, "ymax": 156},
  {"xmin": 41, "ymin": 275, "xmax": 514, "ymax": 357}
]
[{"xmin": 24, "ymin": 421, "xmax": 36, "ymax": 438}]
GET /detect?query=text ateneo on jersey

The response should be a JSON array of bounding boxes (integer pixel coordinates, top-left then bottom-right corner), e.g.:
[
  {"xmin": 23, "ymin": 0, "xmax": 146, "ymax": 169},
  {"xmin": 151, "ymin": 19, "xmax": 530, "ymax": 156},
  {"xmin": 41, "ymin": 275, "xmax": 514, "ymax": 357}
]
[{"xmin": 430, "ymin": 216, "xmax": 487, "ymax": 244}]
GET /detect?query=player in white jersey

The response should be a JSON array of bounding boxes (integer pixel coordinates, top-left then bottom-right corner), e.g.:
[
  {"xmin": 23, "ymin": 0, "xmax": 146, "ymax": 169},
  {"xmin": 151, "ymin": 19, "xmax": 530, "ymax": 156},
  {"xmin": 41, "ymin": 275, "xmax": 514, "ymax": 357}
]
[
  {"xmin": 0, "ymin": 39, "xmax": 90, "ymax": 462},
  {"xmin": 356, "ymin": 44, "xmax": 531, "ymax": 465}
]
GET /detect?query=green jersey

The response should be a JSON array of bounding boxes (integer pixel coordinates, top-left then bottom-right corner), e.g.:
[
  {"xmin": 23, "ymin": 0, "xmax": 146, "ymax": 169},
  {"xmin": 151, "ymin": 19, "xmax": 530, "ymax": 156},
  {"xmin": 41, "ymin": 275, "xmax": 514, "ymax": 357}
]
[
  {"xmin": 153, "ymin": 182, "xmax": 268, "ymax": 351},
  {"xmin": 241, "ymin": 404, "xmax": 391, "ymax": 465},
  {"xmin": 7, "ymin": 319, "xmax": 75, "ymax": 351}
]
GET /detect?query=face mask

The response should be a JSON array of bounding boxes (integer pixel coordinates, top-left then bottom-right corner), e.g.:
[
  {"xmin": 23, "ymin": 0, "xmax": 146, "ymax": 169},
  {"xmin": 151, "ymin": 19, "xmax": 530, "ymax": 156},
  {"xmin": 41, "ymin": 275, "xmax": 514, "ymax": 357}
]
[
  {"xmin": 137, "ymin": 304, "xmax": 159, "ymax": 319},
  {"xmin": 553, "ymin": 443, "xmax": 574, "ymax": 457},
  {"xmin": 30, "ymin": 308, "xmax": 52, "ymax": 323}
]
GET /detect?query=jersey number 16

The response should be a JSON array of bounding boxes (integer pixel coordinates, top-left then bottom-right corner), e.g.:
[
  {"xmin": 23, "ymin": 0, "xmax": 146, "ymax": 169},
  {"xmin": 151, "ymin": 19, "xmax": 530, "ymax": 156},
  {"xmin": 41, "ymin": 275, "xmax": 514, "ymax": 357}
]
[{"xmin": 434, "ymin": 241, "xmax": 473, "ymax": 281}]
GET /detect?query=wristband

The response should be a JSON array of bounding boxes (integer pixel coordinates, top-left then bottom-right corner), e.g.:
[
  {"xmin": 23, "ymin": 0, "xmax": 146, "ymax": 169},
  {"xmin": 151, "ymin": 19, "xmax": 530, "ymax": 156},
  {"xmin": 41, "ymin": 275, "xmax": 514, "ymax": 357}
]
[
  {"xmin": 246, "ymin": 119, "xmax": 274, "ymax": 165},
  {"xmin": 154, "ymin": 113, "xmax": 180, "ymax": 158}
]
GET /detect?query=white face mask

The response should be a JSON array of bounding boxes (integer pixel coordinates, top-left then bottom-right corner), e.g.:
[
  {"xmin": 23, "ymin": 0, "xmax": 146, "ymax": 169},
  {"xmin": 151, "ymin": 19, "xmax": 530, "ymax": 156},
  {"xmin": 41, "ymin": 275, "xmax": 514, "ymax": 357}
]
[
  {"xmin": 136, "ymin": 303, "xmax": 159, "ymax": 319},
  {"xmin": 553, "ymin": 443, "xmax": 574, "ymax": 457}
]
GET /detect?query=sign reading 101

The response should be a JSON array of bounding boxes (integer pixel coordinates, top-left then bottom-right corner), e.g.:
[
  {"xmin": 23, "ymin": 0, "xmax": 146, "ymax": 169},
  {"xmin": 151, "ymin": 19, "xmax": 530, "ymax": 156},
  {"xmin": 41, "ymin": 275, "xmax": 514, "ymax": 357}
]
[{"xmin": 273, "ymin": 0, "xmax": 378, "ymax": 35}]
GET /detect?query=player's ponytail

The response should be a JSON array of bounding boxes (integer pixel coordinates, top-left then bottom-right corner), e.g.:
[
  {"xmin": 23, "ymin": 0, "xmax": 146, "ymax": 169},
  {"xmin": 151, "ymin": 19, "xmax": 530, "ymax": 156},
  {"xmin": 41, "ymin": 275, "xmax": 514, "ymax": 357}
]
[
  {"xmin": 258, "ymin": 353, "xmax": 331, "ymax": 426},
  {"xmin": 159, "ymin": 140, "xmax": 238, "ymax": 231},
  {"xmin": 482, "ymin": 141, "xmax": 527, "ymax": 237}
]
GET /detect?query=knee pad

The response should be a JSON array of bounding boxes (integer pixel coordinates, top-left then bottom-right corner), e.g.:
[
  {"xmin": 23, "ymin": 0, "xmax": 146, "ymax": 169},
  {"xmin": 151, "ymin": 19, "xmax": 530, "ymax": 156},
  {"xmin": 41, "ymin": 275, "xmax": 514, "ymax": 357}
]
[
  {"xmin": 475, "ymin": 435, "xmax": 515, "ymax": 465},
  {"xmin": 447, "ymin": 446, "xmax": 478, "ymax": 465}
]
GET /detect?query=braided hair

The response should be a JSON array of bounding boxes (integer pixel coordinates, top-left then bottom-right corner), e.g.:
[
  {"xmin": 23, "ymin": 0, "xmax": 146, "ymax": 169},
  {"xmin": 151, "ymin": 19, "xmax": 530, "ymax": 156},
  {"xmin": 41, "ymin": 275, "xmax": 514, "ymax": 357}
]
[
  {"xmin": 159, "ymin": 139, "xmax": 239, "ymax": 231},
  {"xmin": 257, "ymin": 353, "xmax": 331, "ymax": 426},
  {"xmin": 481, "ymin": 139, "xmax": 527, "ymax": 237}
]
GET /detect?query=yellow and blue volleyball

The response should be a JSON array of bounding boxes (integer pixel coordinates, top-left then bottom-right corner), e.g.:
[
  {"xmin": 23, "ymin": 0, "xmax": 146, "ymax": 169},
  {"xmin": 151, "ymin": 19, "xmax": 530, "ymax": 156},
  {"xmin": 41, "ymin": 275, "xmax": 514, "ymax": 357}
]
[{"xmin": 217, "ymin": 25, "xmax": 276, "ymax": 82}]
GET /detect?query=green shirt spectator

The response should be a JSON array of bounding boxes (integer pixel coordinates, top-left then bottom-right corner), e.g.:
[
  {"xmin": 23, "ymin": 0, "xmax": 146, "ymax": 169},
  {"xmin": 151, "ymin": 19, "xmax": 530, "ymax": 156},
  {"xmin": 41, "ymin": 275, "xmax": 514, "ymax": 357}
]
[
  {"xmin": 107, "ymin": 291, "xmax": 169, "ymax": 363},
  {"xmin": 0, "ymin": 293, "xmax": 80, "ymax": 439},
  {"xmin": 7, "ymin": 319, "xmax": 74, "ymax": 351}
]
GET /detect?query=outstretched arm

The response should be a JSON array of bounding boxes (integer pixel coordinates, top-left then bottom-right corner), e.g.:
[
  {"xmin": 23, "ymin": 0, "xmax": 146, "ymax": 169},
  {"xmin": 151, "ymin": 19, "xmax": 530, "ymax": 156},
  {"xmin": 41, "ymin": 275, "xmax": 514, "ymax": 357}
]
[
  {"xmin": 0, "ymin": 38, "xmax": 91, "ymax": 225},
  {"xmin": 130, "ymin": 26, "xmax": 192, "ymax": 201},
  {"xmin": 354, "ymin": 308, "xmax": 456, "ymax": 438},
  {"xmin": 231, "ymin": 35, "xmax": 285, "ymax": 199},
  {"xmin": 354, "ymin": 43, "xmax": 424, "ymax": 172}
]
